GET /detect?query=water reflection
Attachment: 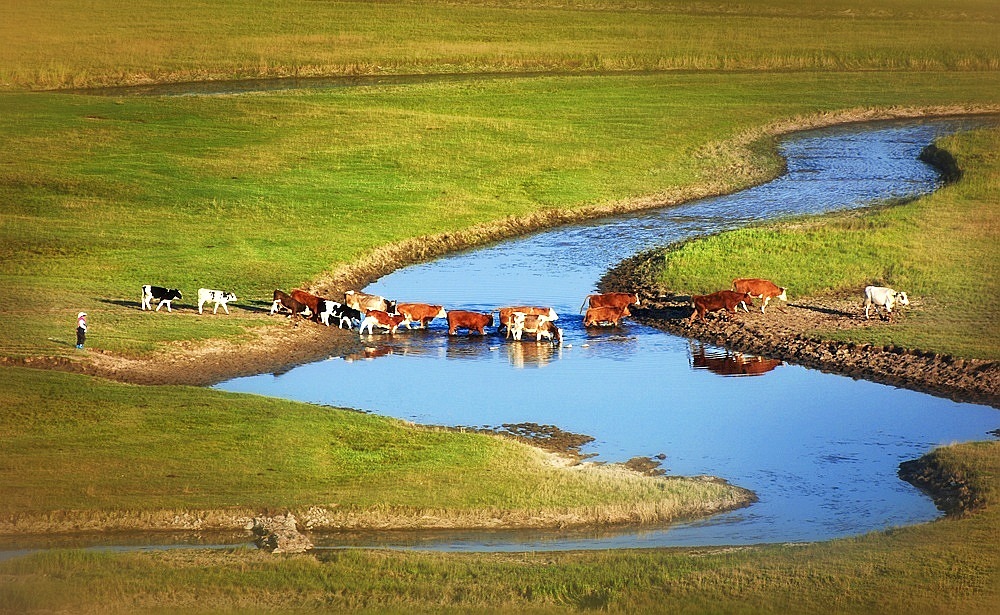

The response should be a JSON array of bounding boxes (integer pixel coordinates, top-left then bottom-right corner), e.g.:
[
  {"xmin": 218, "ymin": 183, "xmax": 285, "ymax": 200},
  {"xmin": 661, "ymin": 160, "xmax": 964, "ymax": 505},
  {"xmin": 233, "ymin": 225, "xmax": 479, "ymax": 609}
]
[{"xmin": 689, "ymin": 342, "xmax": 784, "ymax": 378}]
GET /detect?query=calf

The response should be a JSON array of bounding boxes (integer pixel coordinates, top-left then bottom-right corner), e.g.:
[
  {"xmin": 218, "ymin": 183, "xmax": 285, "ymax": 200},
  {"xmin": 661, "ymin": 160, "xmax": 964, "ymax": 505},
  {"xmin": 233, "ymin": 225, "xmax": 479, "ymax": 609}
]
[
  {"xmin": 863, "ymin": 286, "xmax": 909, "ymax": 320},
  {"xmin": 344, "ymin": 290, "xmax": 397, "ymax": 315},
  {"xmin": 270, "ymin": 289, "xmax": 311, "ymax": 318},
  {"xmin": 732, "ymin": 278, "xmax": 787, "ymax": 313},
  {"xmin": 447, "ymin": 310, "xmax": 494, "ymax": 336},
  {"xmin": 396, "ymin": 303, "xmax": 447, "ymax": 329},
  {"xmin": 689, "ymin": 290, "xmax": 753, "ymax": 323},
  {"xmin": 583, "ymin": 305, "xmax": 628, "ymax": 327},
  {"xmin": 141, "ymin": 285, "xmax": 182, "ymax": 312},
  {"xmin": 198, "ymin": 288, "xmax": 238, "ymax": 314},
  {"xmin": 580, "ymin": 292, "xmax": 639, "ymax": 315},
  {"xmin": 318, "ymin": 299, "xmax": 362, "ymax": 329},
  {"xmin": 359, "ymin": 310, "xmax": 408, "ymax": 335}
]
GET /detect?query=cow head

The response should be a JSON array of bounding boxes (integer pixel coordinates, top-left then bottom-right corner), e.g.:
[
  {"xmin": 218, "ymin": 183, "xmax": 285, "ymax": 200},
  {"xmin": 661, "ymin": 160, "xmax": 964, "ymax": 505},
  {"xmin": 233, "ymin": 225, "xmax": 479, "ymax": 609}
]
[
  {"xmin": 896, "ymin": 292, "xmax": 909, "ymax": 306},
  {"xmin": 385, "ymin": 300, "xmax": 398, "ymax": 315},
  {"xmin": 777, "ymin": 288, "xmax": 788, "ymax": 301}
]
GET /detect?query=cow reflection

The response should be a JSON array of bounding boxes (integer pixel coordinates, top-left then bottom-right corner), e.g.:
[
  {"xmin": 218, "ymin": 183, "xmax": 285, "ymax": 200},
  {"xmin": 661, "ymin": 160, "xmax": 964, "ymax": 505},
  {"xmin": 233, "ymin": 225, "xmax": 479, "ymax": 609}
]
[
  {"xmin": 343, "ymin": 345, "xmax": 394, "ymax": 362},
  {"xmin": 689, "ymin": 343, "xmax": 783, "ymax": 377},
  {"xmin": 507, "ymin": 340, "xmax": 561, "ymax": 369}
]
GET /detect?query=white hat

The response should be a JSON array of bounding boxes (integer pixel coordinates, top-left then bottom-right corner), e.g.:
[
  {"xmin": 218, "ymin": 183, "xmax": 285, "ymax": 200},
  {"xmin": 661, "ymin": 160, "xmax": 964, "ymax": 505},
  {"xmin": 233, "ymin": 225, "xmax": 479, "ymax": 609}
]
[{"xmin": 78, "ymin": 312, "xmax": 87, "ymax": 318}]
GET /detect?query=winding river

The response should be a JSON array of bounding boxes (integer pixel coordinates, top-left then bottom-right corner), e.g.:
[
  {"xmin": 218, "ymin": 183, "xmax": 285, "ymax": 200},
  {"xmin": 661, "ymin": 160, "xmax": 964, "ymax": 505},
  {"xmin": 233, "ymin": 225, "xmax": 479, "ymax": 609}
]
[{"xmin": 205, "ymin": 118, "xmax": 998, "ymax": 552}]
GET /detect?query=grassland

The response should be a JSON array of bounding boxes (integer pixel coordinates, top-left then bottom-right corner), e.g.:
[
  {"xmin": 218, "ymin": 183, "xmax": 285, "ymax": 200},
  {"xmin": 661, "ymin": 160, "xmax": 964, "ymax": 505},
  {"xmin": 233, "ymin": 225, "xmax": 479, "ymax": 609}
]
[
  {"xmin": 0, "ymin": 366, "xmax": 752, "ymax": 533},
  {"xmin": 2, "ymin": 1, "xmax": 998, "ymax": 91},
  {"xmin": 1, "ymin": 0, "xmax": 999, "ymax": 613},
  {"xmin": 1, "ymin": 441, "xmax": 995, "ymax": 613}
]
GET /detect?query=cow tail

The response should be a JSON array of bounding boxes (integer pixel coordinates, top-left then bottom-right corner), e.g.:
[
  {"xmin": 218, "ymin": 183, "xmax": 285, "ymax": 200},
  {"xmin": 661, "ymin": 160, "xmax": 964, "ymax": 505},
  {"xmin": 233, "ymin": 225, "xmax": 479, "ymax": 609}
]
[{"xmin": 579, "ymin": 295, "xmax": 592, "ymax": 313}]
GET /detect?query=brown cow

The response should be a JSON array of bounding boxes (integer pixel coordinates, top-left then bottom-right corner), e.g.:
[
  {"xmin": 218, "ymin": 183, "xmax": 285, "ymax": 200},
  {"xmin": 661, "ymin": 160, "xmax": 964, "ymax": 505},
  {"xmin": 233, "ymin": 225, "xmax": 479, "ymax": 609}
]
[
  {"xmin": 359, "ymin": 310, "xmax": 408, "ymax": 335},
  {"xmin": 270, "ymin": 289, "xmax": 311, "ymax": 318},
  {"xmin": 583, "ymin": 305, "xmax": 628, "ymax": 327},
  {"xmin": 447, "ymin": 310, "xmax": 494, "ymax": 335},
  {"xmin": 732, "ymin": 278, "xmax": 787, "ymax": 313},
  {"xmin": 344, "ymin": 290, "xmax": 398, "ymax": 315},
  {"xmin": 689, "ymin": 290, "xmax": 753, "ymax": 323},
  {"xmin": 497, "ymin": 306, "xmax": 558, "ymax": 334},
  {"xmin": 291, "ymin": 289, "xmax": 323, "ymax": 321},
  {"xmin": 580, "ymin": 292, "xmax": 639, "ymax": 316},
  {"xmin": 396, "ymin": 303, "xmax": 447, "ymax": 329}
]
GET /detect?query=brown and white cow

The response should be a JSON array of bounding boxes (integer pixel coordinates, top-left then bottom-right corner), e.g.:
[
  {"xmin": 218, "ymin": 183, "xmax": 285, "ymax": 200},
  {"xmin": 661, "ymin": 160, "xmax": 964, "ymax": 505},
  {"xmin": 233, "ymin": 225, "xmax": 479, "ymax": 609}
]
[
  {"xmin": 580, "ymin": 292, "xmax": 639, "ymax": 316},
  {"xmin": 447, "ymin": 310, "xmax": 494, "ymax": 335},
  {"xmin": 732, "ymin": 278, "xmax": 787, "ymax": 313},
  {"xmin": 510, "ymin": 313, "xmax": 563, "ymax": 344},
  {"xmin": 344, "ymin": 290, "xmax": 397, "ymax": 315},
  {"xmin": 396, "ymin": 303, "xmax": 447, "ymax": 329},
  {"xmin": 497, "ymin": 306, "xmax": 558, "ymax": 334},
  {"xmin": 358, "ymin": 310, "xmax": 408, "ymax": 335},
  {"xmin": 689, "ymin": 290, "xmax": 753, "ymax": 323},
  {"xmin": 271, "ymin": 289, "xmax": 312, "ymax": 318},
  {"xmin": 583, "ymin": 305, "xmax": 628, "ymax": 327},
  {"xmin": 291, "ymin": 289, "xmax": 324, "ymax": 321}
]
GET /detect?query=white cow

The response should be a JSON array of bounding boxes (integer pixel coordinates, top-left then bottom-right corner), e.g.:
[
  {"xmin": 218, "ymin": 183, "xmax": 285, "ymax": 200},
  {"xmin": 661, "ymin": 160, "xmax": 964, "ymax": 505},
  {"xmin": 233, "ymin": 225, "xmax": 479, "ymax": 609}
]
[
  {"xmin": 863, "ymin": 286, "xmax": 909, "ymax": 320},
  {"xmin": 198, "ymin": 288, "xmax": 238, "ymax": 314}
]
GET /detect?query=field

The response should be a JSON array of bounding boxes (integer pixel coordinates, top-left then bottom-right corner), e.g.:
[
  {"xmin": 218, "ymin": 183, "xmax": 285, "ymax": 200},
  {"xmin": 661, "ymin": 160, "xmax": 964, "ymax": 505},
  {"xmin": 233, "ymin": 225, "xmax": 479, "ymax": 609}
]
[{"xmin": 1, "ymin": 0, "xmax": 999, "ymax": 613}]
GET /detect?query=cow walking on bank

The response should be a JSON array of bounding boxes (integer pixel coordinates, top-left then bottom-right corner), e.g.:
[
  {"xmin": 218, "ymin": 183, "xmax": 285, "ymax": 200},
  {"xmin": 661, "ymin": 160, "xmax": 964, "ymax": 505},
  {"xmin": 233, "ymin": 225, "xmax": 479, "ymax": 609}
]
[
  {"xmin": 863, "ymin": 286, "xmax": 909, "ymax": 321},
  {"xmin": 732, "ymin": 278, "xmax": 787, "ymax": 313},
  {"xmin": 689, "ymin": 290, "xmax": 753, "ymax": 323}
]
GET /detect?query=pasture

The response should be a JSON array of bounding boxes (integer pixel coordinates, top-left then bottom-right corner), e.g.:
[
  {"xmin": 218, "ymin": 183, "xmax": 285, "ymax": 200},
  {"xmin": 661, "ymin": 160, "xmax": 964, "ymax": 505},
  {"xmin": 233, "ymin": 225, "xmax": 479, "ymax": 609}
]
[{"xmin": 1, "ymin": 0, "xmax": 999, "ymax": 613}]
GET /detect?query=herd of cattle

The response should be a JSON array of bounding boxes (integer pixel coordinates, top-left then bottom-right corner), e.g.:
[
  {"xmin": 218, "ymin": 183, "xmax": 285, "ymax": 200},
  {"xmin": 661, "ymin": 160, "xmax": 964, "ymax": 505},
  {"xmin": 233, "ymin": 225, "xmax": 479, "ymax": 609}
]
[
  {"xmin": 268, "ymin": 288, "xmax": 647, "ymax": 344},
  {"xmin": 138, "ymin": 277, "xmax": 909, "ymax": 342}
]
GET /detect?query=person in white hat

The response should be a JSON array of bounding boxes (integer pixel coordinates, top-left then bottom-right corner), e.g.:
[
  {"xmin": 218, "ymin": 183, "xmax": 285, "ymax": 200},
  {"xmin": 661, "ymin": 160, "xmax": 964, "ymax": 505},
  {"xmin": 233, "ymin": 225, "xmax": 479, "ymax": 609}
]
[{"xmin": 76, "ymin": 312, "xmax": 87, "ymax": 349}]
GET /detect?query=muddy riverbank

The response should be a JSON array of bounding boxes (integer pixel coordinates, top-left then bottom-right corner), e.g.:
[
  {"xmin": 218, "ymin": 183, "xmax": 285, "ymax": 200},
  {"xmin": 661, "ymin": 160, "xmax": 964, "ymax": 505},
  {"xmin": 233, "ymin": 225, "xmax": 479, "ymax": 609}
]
[{"xmin": 599, "ymin": 252, "xmax": 1000, "ymax": 408}]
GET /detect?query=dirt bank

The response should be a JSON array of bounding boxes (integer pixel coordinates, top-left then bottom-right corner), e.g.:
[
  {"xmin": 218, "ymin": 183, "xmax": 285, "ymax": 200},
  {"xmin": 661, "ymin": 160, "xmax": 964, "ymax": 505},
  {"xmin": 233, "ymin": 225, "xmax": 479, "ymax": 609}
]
[{"xmin": 599, "ymin": 252, "xmax": 1000, "ymax": 409}]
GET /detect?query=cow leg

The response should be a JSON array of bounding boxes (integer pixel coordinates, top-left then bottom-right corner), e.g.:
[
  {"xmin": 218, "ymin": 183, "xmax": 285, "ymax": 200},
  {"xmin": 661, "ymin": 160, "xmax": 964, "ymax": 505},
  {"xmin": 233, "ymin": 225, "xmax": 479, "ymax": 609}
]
[{"xmin": 761, "ymin": 297, "xmax": 769, "ymax": 313}]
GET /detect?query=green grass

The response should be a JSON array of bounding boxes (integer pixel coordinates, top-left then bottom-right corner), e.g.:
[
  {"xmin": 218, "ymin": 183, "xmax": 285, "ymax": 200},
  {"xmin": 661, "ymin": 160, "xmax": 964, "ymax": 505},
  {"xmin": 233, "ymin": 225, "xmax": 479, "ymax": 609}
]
[
  {"xmin": 2, "ymin": 1, "xmax": 998, "ymax": 90},
  {"xmin": 0, "ymin": 366, "xmax": 746, "ymax": 527},
  {"xmin": 1, "ymin": 441, "xmax": 996, "ymax": 614},
  {"xmin": 652, "ymin": 127, "xmax": 1000, "ymax": 359}
]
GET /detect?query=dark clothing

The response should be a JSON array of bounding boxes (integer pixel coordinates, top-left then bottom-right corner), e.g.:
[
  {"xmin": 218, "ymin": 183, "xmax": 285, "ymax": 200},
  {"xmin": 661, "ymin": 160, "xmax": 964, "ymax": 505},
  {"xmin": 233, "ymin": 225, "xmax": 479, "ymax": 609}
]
[{"xmin": 76, "ymin": 326, "xmax": 86, "ymax": 348}]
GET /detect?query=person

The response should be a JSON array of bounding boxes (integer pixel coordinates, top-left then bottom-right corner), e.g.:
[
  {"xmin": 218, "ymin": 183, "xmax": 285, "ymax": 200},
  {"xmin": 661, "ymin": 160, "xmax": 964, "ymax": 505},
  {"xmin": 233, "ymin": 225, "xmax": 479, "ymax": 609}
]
[{"xmin": 76, "ymin": 312, "xmax": 87, "ymax": 349}]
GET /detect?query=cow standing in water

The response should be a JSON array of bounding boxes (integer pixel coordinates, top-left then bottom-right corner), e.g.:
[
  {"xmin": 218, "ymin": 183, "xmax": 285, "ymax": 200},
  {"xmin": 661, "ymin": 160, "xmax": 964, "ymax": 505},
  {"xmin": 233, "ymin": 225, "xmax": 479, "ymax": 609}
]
[
  {"xmin": 447, "ymin": 310, "xmax": 493, "ymax": 335},
  {"xmin": 580, "ymin": 292, "xmax": 640, "ymax": 315}
]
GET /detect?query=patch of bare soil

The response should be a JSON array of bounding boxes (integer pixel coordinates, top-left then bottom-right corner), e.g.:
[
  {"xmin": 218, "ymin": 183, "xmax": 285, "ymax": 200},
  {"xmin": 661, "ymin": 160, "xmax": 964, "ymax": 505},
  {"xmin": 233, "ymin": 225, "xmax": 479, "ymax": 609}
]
[{"xmin": 601, "ymin": 257, "xmax": 1000, "ymax": 409}]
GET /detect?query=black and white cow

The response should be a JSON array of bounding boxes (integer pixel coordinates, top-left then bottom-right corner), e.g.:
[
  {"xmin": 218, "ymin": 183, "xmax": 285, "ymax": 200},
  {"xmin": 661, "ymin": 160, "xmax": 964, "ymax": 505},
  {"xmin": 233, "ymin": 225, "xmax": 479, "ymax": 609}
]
[
  {"xmin": 318, "ymin": 299, "xmax": 362, "ymax": 329},
  {"xmin": 141, "ymin": 285, "xmax": 182, "ymax": 312},
  {"xmin": 197, "ymin": 288, "xmax": 238, "ymax": 314}
]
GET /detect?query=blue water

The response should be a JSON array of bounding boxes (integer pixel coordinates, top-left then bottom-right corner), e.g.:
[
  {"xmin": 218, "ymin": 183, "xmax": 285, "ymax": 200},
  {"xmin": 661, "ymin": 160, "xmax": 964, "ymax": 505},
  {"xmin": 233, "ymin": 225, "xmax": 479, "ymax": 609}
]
[{"xmin": 216, "ymin": 119, "xmax": 998, "ymax": 551}]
